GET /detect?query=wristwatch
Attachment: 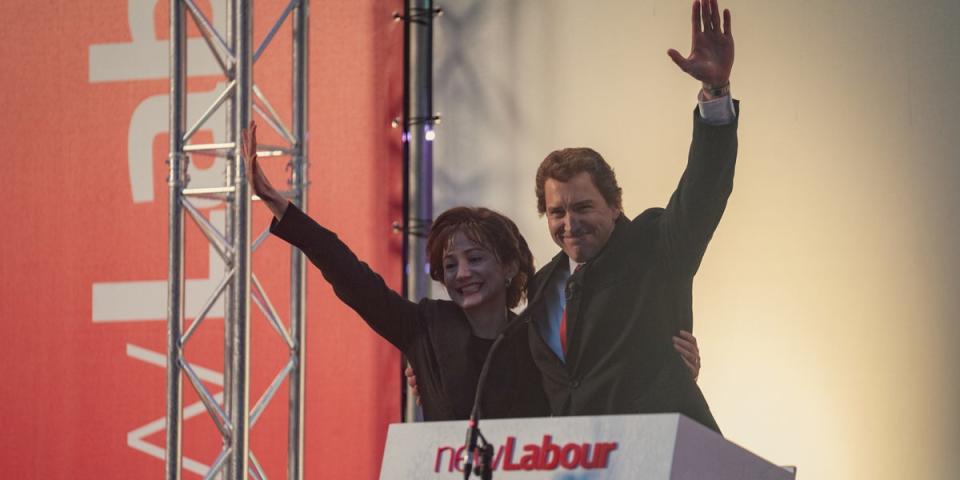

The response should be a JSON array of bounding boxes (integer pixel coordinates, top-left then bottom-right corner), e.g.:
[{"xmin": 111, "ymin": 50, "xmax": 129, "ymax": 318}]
[{"xmin": 702, "ymin": 82, "xmax": 730, "ymax": 98}]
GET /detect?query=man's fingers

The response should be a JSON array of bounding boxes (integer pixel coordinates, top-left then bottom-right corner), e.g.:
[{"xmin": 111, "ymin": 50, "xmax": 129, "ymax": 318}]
[
  {"xmin": 677, "ymin": 330, "xmax": 698, "ymax": 345},
  {"xmin": 723, "ymin": 9, "xmax": 731, "ymax": 36},
  {"xmin": 404, "ymin": 366, "xmax": 418, "ymax": 389},
  {"xmin": 691, "ymin": 0, "xmax": 702, "ymax": 34},
  {"xmin": 700, "ymin": 0, "xmax": 712, "ymax": 32},
  {"xmin": 710, "ymin": 0, "xmax": 721, "ymax": 32},
  {"xmin": 673, "ymin": 338, "xmax": 696, "ymax": 358},
  {"xmin": 682, "ymin": 355, "xmax": 699, "ymax": 382},
  {"xmin": 701, "ymin": 0, "xmax": 712, "ymax": 31},
  {"xmin": 407, "ymin": 368, "xmax": 422, "ymax": 406},
  {"xmin": 667, "ymin": 49, "xmax": 690, "ymax": 72},
  {"xmin": 672, "ymin": 334, "xmax": 694, "ymax": 347},
  {"xmin": 411, "ymin": 384, "xmax": 421, "ymax": 405}
]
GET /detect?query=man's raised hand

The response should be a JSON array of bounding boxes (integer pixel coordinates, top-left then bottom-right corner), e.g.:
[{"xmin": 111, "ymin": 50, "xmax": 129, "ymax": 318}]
[{"xmin": 667, "ymin": 0, "xmax": 734, "ymax": 92}]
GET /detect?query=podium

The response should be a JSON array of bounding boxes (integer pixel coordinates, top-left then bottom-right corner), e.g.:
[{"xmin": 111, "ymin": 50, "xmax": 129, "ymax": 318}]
[{"xmin": 380, "ymin": 413, "xmax": 795, "ymax": 479}]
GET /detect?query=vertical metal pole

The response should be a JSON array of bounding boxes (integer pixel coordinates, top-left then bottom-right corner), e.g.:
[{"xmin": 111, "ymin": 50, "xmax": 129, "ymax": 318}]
[
  {"xmin": 288, "ymin": 0, "xmax": 309, "ymax": 478},
  {"xmin": 229, "ymin": 0, "xmax": 253, "ymax": 478},
  {"xmin": 166, "ymin": 0, "xmax": 187, "ymax": 478},
  {"xmin": 223, "ymin": 2, "xmax": 237, "ymax": 478},
  {"xmin": 403, "ymin": 0, "xmax": 435, "ymax": 422}
]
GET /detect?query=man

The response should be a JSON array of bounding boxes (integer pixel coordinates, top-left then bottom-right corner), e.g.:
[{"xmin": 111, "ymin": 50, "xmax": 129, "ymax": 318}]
[{"xmin": 526, "ymin": 0, "xmax": 737, "ymax": 432}]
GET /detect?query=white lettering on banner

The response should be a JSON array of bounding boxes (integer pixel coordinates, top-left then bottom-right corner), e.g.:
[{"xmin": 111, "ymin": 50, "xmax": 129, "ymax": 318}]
[
  {"xmin": 89, "ymin": 1, "xmax": 233, "ymax": 324},
  {"xmin": 88, "ymin": 0, "xmax": 225, "ymax": 83},
  {"xmin": 89, "ymin": 0, "xmax": 229, "ymax": 205},
  {"xmin": 125, "ymin": 343, "xmax": 223, "ymax": 476},
  {"xmin": 126, "ymin": 86, "xmax": 228, "ymax": 205},
  {"xmin": 87, "ymin": 3, "xmax": 238, "ymax": 475},
  {"xmin": 91, "ymin": 209, "xmax": 227, "ymax": 322}
]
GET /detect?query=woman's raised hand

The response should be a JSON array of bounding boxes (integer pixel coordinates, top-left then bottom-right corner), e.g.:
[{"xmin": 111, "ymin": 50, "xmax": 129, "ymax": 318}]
[
  {"xmin": 241, "ymin": 121, "xmax": 289, "ymax": 220},
  {"xmin": 673, "ymin": 330, "xmax": 702, "ymax": 382}
]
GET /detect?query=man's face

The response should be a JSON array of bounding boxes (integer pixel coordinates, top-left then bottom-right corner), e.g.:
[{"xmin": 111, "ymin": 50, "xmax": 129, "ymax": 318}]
[{"xmin": 544, "ymin": 171, "xmax": 621, "ymax": 263}]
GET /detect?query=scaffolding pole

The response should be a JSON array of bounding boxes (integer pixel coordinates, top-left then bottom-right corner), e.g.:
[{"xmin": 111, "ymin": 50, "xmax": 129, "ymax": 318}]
[
  {"xmin": 288, "ymin": 0, "xmax": 310, "ymax": 477},
  {"xmin": 400, "ymin": 0, "xmax": 439, "ymax": 423},
  {"xmin": 227, "ymin": 0, "xmax": 252, "ymax": 478},
  {"xmin": 165, "ymin": 0, "xmax": 187, "ymax": 476},
  {"xmin": 167, "ymin": 1, "xmax": 309, "ymax": 478}
]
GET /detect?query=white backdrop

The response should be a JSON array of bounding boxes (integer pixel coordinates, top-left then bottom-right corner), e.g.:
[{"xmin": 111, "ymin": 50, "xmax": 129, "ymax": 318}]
[{"xmin": 431, "ymin": 1, "xmax": 960, "ymax": 479}]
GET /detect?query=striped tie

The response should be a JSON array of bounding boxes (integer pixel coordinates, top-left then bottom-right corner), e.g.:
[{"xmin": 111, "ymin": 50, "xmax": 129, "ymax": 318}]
[{"xmin": 560, "ymin": 264, "xmax": 583, "ymax": 355}]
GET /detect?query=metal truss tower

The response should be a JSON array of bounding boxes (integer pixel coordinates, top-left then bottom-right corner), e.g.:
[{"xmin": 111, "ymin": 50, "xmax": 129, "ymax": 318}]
[{"xmin": 167, "ymin": 0, "xmax": 309, "ymax": 479}]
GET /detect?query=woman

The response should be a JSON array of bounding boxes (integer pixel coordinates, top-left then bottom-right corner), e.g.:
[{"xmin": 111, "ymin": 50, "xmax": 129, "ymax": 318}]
[{"xmin": 242, "ymin": 122, "xmax": 702, "ymax": 420}]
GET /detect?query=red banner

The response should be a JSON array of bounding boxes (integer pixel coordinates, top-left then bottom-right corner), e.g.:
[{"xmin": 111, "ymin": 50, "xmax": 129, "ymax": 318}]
[{"xmin": 1, "ymin": 1, "xmax": 403, "ymax": 478}]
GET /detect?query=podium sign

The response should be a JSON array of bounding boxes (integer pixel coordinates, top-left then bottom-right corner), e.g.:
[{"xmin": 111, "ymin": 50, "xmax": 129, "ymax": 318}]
[{"xmin": 380, "ymin": 414, "xmax": 794, "ymax": 479}]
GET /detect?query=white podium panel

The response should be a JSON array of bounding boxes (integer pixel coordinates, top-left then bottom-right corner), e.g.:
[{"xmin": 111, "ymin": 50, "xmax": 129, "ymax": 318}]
[{"xmin": 380, "ymin": 414, "xmax": 794, "ymax": 479}]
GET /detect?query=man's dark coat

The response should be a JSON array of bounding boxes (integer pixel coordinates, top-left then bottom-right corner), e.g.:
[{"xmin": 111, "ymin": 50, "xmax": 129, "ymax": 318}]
[{"xmin": 525, "ymin": 103, "xmax": 739, "ymax": 432}]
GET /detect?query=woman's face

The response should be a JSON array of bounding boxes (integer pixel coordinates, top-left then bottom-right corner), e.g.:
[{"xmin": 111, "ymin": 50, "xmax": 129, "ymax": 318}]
[{"xmin": 441, "ymin": 231, "xmax": 513, "ymax": 314}]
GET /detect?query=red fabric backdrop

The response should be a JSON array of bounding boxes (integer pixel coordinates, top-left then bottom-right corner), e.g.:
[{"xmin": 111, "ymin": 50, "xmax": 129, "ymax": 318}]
[{"xmin": 0, "ymin": 1, "xmax": 403, "ymax": 477}]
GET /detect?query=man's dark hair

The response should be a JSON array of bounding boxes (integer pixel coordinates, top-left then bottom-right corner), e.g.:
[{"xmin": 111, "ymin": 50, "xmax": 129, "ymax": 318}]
[{"xmin": 535, "ymin": 147, "xmax": 623, "ymax": 215}]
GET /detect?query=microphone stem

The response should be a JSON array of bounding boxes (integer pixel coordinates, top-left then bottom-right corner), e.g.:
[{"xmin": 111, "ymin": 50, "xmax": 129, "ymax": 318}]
[{"xmin": 464, "ymin": 319, "xmax": 518, "ymax": 479}]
